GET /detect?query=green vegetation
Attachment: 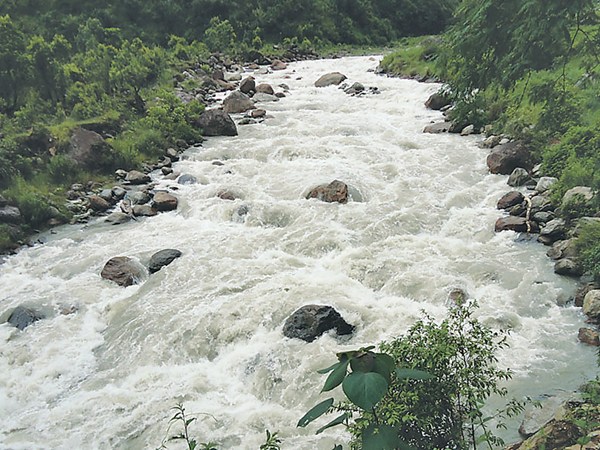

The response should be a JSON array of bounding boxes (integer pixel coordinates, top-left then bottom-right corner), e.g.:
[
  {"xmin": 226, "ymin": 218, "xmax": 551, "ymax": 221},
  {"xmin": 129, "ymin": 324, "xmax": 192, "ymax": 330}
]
[
  {"xmin": 300, "ymin": 301, "xmax": 525, "ymax": 449},
  {"xmin": 378, "ymin": 36, "xmax": 444, "ymax": 80}
]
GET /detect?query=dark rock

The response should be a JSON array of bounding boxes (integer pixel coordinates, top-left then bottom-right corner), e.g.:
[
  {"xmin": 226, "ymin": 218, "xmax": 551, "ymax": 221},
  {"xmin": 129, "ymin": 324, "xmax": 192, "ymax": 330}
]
[
  {"xmin": 223, "ymin": 91, "xmax": 255, "ymax": 114},
  {"xmin": 68, "ymin": 128, "xmax": 110, "ymax": 170},
  {"xmin": 495, "ymin": 216, "xmax": 531, "ymax": 233},
  {"xmin": 539, "ymin": 219, "xmax": 567, "ymax": 241},
  {"xmin": 532, "ymin": 211, "xmax": 554, "ymax": 224},
  {"xmin": 497, "ymin": 191, "xmax": 525, "ymax": 210},
  {"xmin": 178, "ymin": 174, "xmax": 198, "ymax": 185},
  {"xmin": 423, "ymin": 122, "xmax": 452, "ymax": 134},
  {"xmin": 240, "ymin": 76, "xmax": 256, "ymax": 94},
  {"xmin": 101, "ymin": 256, "xmax": 145, "ymax": 287},
  {"xmin": 306, "ymin": 180, "xmax": 349, "ymax": 204},
  {"xmin": 7, "ymin": 306, "xmax": 43, "ymax": 330},
  {"xmin": 425, "ymin": 91, "xmax": 451, "ymax": 110},
  {"xmin": 212, "ymin": 69, "xmax": 225, "ymax": 81},
  {"xmin": 197, "ymin": 109, "xmax": 238, "ymax": 136},
  {"xmin": 0, "ymin": 194, "xmax": 7, "ymax": 207},
  {"xmin": 126, "ymin": 170, "xmax": 151, "ymax": 185},
  {"xmin": 127, "ymin": 191, "xmax": 152, "ymax": 205},
  {"xmin": 345, "ymin": 82, "xmax": 365, "ymax": 95},
  {"xmin": 88, "ymin": 195, "xmax": 111, "ymax": 212},
  {"xmin": 0, "ymin": 206, "xmax": 22, "ymax": 224},
  {"xmin": 509, "ymin": 203, "xmax": 527, "ymax": 217},
  {"xmin": 314, "ymin": 72, "xmax": 347, "ymax": 87},
  {"xmin": 152, "ymin": 192, "xmax": 178, "ymax": 211},
  {"xmin": 283, "ymin": 305, "xmax": 354, "ymax": 342},
  {"xmin": 99, "ymin": 189, "xmax": 114, "ymax": 203},
  {"xmin": 275, "ymin": 92, "xmax": 286, "ymax": 98},
  {"xmin": 578, "ymin": 328, "xmax": 600, "ymax": 346},
  {"xmin": 132, "ymin": 205, "xmax": 158, "ymax": 217},
  {"xmin": 271, "ymin": 59, "xmax": 287, "ymax": 70},
  {"xmin": 105, "ymin": 212, "xmax": 132, "ymax": 225},
  {"xmin": 448, "ymin": 288, "xmax": 468, "ymax": 304},
  {"xmin": 238, "ymin": 118, "xmax": 256, "ymax": 125},
  {"xmin": 162, "ymin": 167, "xmax": 173, "ymax": 175},
  {"xmin": 256, "ymin": 83, "xmax": 274, "ymax": 95},
  {"xmin": 487, "ymin": 141, "xmax": 533, "ymax": 174},
  {"xmin": 507, "ymin": 168, "xmax": 531, "ymax": 187},
  {"xmin": 149, "ymin": 249, "xmax": 182, "ymax": 274},
  {"xmin": 216, "ymin": 190, "xmax": 238, "ymax": 201},
  {"xmin": 554, "ymin": 258, "xmax": 583, "ymax": 277},
  {"xmin": 165, "ymin": 147, "xmax": 179, "ymax": 161}
]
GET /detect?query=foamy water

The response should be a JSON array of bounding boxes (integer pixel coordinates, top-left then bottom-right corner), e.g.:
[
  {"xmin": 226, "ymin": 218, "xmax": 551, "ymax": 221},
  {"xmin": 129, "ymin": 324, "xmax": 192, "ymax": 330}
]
[{"xmin": 0, "ymin": 56, "xmax": 596, "ymax": 449}]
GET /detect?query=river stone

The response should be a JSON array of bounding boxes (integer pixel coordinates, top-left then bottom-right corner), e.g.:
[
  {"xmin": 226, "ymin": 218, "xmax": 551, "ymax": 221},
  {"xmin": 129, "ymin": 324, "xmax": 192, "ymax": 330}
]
[
  {"xmin": 216, "ymin": 190, "xmax": 239, "ymax": 201},
  {"xmin": 306, "ymin": 180, "xmax": 349, "ymax": 204},
  {"xmin": 126, "ymin": 170, "xmax": 151, "ymax": 185},
  {"xmin": 540, "ymin": 219, "xmax": 567, "ymax": 241},
  {"xmin": 238, "ymin": 118, "xmax": 256, "ymax": 125},
  {"xmin": 554, "ymin": 258, "xmax": 583, "ymax": 277},
  {"xmin": 88, "ymin": 195, "xmax": 111, "ymax": 212},
  {"xmin": 251, "ymin": 109, "xmax": 266, "ymax": 118},
  {"xmin": 460, "ymin": 124, "xmax": 475, "ymax": 136},
  {"xmin": 283, "ymin": 305, "xmax": 354, "ymax": 342},
  {"xmin": 240, "ymin": 76, "xmax": 255, "ymax": 94},
  {"xmin": 0, "ymin": 206, "xmax": 22, "ymax": 224},
  {"xmin": 425, "ymin": 91, "xmax": 451, "ymax": 110},
  {"xmin": 152, "ymin": 192, "xmax": 178, "ymax": 211},
  {"xmin": 105, "ymin": 211, "xmax": 132, "ymax": 225},
  {"xmin": 314, "ymin": 72, "xmax": 347, "ymax": 87},
  {"xmin": 423, "ymin": 122, "xmax": 452, "ymax": 134},
  {"xmin": 508, "ymin": 168, "xmax": 531, "ymax": 187},
  {"xmin": 494, "ymin": 216, "xmax": 529, "ymax": 232},
  {"xmin": 578, "ymin": 328, "xmax": 600, "ymax": 346},
  {"xmin": 487, "ymin": 141, "xmax": 533, "ymax": 174},
  {"xmin": 482, "ymin": 135, "xmax": 502, "ymax": 148},
  {"xmin": 344, "ymin": 82, "xmax": 365, "ymax": 95},
  {"xmin": 149, "ymin": 249, "xmax": 183, "ymax": 274},
  {"xmin": 132, "ymin": 205, "xmax": 158, "ymax": 217},
  {"xmin": 98, "ymin": 189, "xmax": 114, "ymax": 203},
  {"xmin": 519, "ymin": 394, "xmax": 570, "ymax": 437},
  {"xmin": 271, "ymin": 59, "xmax": 287, "ymax": 70},
  {"xmin": 497, "ymin": 191, "xmax": 525, "ymax": 210},
  {"xmin": 223, "ymin": 91, "xmax": 255, "ymax": 114},
  {"xmin": 532, "ymin": 211, "xmax": 554, "ymax": 224},
  {"xmin": 255, "ymin": 83, "xmax": 274, "ymax": 95},
  {"xmin": 583, "ymin": 290, "xmax": 600, "ymax": 321},
  {"xmin": 197, "ymin": 109, "xmax": 238, "ymax": 136},
  {"xmin": 127, "ymin": 191, "xmax": 151, "ymax": 205},
  {"xmin": 7, "ymin": 305, "xmax": 43, "ymax": 330},
  {"xmin": 563, "ymin": 186, "xmax": 594, "ymax": 205},
  {"xmin": 101, "ymin": 256, "xmax": 145, "ymax": 287},
  {"xmin": 162, "ymin": 167, "xmax": 173, "ymax": 176},
  {"xmin": 252, "ymin": 93, "xmax": 279, "ymax": 102},
  {"xmin": 536, "ymin": 177, "xmax": 558, "ymax": 194},
  {"xmin": 178, "ymin": 174, "xmax": 198, "ymax": 185},
  {"xmin": 547, "ymin": 239, "xmax": 578, "ymax": 261}
]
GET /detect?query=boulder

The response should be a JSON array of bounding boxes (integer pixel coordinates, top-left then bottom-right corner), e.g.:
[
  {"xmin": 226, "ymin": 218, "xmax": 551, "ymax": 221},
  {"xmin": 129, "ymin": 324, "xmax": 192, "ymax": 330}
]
[
  {"xmin": 425, "ymin": 91, "xmax": 451, "ymax": 110},
  {"xmin": 67, "ymin": 128, "xmax": 109, "ymax": 169},
  {"xmin": 497, "ymin": 191, "xmax": 525, "ymax": 210},
  {"xmin": 152, "ymin": 192, "xmax": 178, "ymax": 211},
  {"xmin": 423, "ymin": 122, "xmax": 452, "ymax": 134},
  {"xmin": 583, "ymin": 290, "xmax": 600, "ymax": 321},
  {"xmin": 563, "ymin": 186, "xmax": 594, "ymax": 205},
  {"xmin": 0, "ymin": 206, "xmax": 22, "ymax": 224},
  {"xmin": 482, "ymin": 135, "xmax": 502, "ymax": 148},
  {"xmin": 578, "ymin": 328, "xmax": 600, "ymax": 346},
  {"xmin": 149, "ymin": 249, "xmax": 182, "ymax": 274},
  {"xmin": 125, "ymin": 170, "xmax": 151, "ymax": 185},
  {"xmin": 507, "ymin": 168, "xmax": 531, "ymax": 187},
  {"xmin": 178, "ymin": 174, "xmax": 198, "ymax": 185},
  {"xmin": 223, "ymin": 91, "xmax": 255, "ymax": 114},
  {"xmin": 127, "ymin": 191, "xmax": 151, "ymax": 205},
  {"xmin": 535, "ymin": 177, "xmax": 558, "ymax": 194},
  {"xmin": 554, "ymin": 258, "xmax": 583, "ymax": 277},
  {"xmin": 239, "ymin": 76, "xmax": 256, "ymax": 94},
  {"xmin": 238, "ymin": 118, "xmax": 256, "ymax": 125},
  {"xmin": 306, "ymin": 180, "xmax": 349, "ymax": 204},
  {"xmin": 7, "ymin": 306, "xmax": 43, "ymax": 330},
  {"xmin": 132, "ymin": 205, "xmax": 158, "ymax": 217},
  {"xmin": 98, "ymin": 189, "xmax": 114, "ymax": 202},
  {"xmin": 88, "ymin": 195, "xmax": 111, "ymax": 212},
  {"xmin": 539, "ymin": 219, "xmax": 567, "ymax": 241},
  {"xmin": 547, "ymin": 239, "xmax": 578, "ymax": 261},
  {"xmin": 252, "ymin": 92, "xmax": 279, "ymax": 103},
  {"xmin": 283, "ymin": 305, "xmax": 354, "ymax": 342},
  {"xmin": 495, "ymin": 216, "xmax": 531, "ymax": 233},
  {"xmin": 271, "ymin": 59, "xmax": 287, "ymax": 70},
  {"xmin": 255, "ymin": 83, "xmax": 274, "ymax": 95},
  {"xmin": 460, "ymin": 125, "xmax": 475, "ymax": 136},
  {"xmin": 518, "ymin": 394, "xmax": 570, "ymax": 438},
  {"xmin": 197, "ymin": 109, "xmax": 238, "ymax": 136},
  {"xmin": 101, "ymin": 256, "xmax": 145, "ymax": 287},
  {"xmin": 344, "ymin": 82, "xmax": 365, "ymax": 95},
  {"xmin": 0, "ymin": 194, "xmax": 7, "ymax": 207},
  {"xmin": 105, "ymin": 212, "xmax": 132, "ymax": 225},
  {"xmin": 251, "ymin": 109, "xmax": 266, "ymax": 119},
  {"xmin": 486, "ymin": 141, "xmax": 533, "ymax": 174},
  {"xmin": 314, "ymin": 72, "xmax": 347, "ymax": 87},
  {"xmin": 575, "ymin": 283, "xmax": 599, "ymax": 307}
]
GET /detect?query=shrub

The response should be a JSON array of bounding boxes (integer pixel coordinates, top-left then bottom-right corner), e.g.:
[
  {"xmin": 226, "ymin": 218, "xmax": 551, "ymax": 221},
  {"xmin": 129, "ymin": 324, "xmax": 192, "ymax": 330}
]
[
  {"xmin": 576, "ymin": 221, "xmax": 600, "ymax": 282},
  {"xmin": 47, "ymin": 154, "xmax": 80, "ymax": 183}
]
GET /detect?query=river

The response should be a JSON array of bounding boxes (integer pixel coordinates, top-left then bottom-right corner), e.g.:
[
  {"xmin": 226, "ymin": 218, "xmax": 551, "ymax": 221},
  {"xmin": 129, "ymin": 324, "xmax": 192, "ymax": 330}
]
[{"xmin": 0, "ymin": 56, "xmax": 597, "ymax": 449}]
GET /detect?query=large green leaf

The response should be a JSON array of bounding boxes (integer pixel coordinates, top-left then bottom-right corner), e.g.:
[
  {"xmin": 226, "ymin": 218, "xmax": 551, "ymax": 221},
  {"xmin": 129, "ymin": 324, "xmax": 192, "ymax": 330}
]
[
  {"xmin": 395, "ymin": 368, "xmax": 433, "ymax": 380},
  {"xmin": 350, "ymin": 352, "xmax": 375, "ymax": 373},
  {"xmin": 297, "ymin": 398, "xmax": 334, "ymax": 428},
  {"xmin": 315, "ymin": 413, "xmax": 349, "ymax": 434},
  {"xmin": 372, "ymin": 353, "xmax": 396, "ymax": 382},
  {"xmin": 342, "ymin": 372, "xmax": 388, "ymax": 410},
  {"xmin": 317, "ymin": 362, "xmax": 341, "ymax": 374},
  {"xmin": 322, "ymin": 360, "xmax": 349, "ymax": 392},
  {"xmin": 362, "ymin": 424, "xmax": 402, "ymax": 450}
]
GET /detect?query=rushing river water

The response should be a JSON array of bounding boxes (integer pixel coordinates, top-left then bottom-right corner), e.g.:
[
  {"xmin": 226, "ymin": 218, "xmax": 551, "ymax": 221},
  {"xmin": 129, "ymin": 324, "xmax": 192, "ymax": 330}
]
[{"xmin": 0, "ymin": 56, "xmax": 597, "ymax": 450}]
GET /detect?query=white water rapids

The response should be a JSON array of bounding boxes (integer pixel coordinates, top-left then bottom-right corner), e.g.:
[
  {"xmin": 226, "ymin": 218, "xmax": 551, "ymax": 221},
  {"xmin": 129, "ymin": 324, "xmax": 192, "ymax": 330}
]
[{"xmin": 0, "ymin": 56, "xmax": 597, "ymax": 450}]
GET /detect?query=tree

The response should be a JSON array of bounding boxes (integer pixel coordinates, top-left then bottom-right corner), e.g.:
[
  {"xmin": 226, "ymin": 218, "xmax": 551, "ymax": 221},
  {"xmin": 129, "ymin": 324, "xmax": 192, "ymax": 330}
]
[{"xmin": 0, "ymin": 15, "xmax": 29, "ymax": 113}]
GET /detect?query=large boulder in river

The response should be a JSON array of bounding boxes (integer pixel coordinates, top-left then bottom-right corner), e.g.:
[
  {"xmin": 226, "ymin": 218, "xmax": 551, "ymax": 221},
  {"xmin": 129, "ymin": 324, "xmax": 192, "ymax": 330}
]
[
  {"xmin": 149, "ymin": 249, "xmax": 182, "ymax": 274},
  {"xmin": 306, "ymin": 180, "xmax": 349, "ymax": 204},
  {"xmin": 256, "ymin": 83, "xmax": 274, "ymax": 95},
  {"xmin": 223, "ymin": 91, "xmax": 255, "ymax": 114},
  {"xmin": 486, "ymin": 141, "xmax": 533, "ymax": 175},
  {"xmin": 425, "ymin": 91, "xmax": 451, "ymax": 110},
  {"xmin": 239, "ymin": 76, "xmax": 256, "ymax": 94},
  {"xmin": 497, "ymin": 191, "xmax": 525, "ymax": 210},
  {"xmin": 315, "ymin": 72, "xmax": 347, "ymax": 87},
  {"xmin": 88, "ymin": 195, "xmax": 111, "ymax": 212},
  {"xmin": 7, "ymin": 305, "xmax": 43, "ymax": 330},
  {"xmin": 283, "ymin": 305, "xmax": 354, "ymax": 342},
  {"xmin": 197, "ymin": 109, "xmax": 238, "ymax": 137},
  {"xmin": 495, "ymin": 216, "xmax": 531, "ymax": 233},
  {"xmin": 152, "ymin": 191, "xmax": 178, "ymax": 211},
  {"xmin": 101, "ymin": 256, "xmax": 145, "ymax": 287}
]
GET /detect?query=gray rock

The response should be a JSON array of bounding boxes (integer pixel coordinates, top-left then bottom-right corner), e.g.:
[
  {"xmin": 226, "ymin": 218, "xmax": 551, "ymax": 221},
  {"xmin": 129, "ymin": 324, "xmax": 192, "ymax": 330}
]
[
  {"xmin": 497, "ymin": 191, "xmax": 525, "ymax": 210},
  {"xmin": 165, "ymin": 148, "xmax": 179, "ymax": 160},
  {"xmin": 239, "ymin": 76, "xmax": 256, "ymax": 94},
  {"xmin": 482, "ymin": 135, "xmax": 502, "ymax": 148},
  {"xmin": 161, "ymin": 167, "xmax": 173, "ymax": 175},
  {"xmin": 67, "ymin": 128, "xmax": 109, "ymax": 170},
  {"xmin": 532, "ymin": 211, "xmax": 554, "ymax": 224},
  {"xmin": 105, "ymin": 212, "xmax": 132, "ymax": 225},
  {"xmin": 554, "ymin": 258, "xmax": 583, "ymax": 277},
  {"xmin": 149, "ymin": 249, "xmax": 182, "ymax": 274},
  {"xmin": 306, "ymin": 180, "xmax": 349, "ymax": 204},
  {"xmin": 132, "ymin": 205, "xmax": 157, "ymax": 217},
  {"xmin": 270, "ymin": 60, "xmax": 287, "ymax": 70},
  {"xmin": 423, "ymin": 122, "xmax": 452, "ymax": 134},
  {"xmin": 0, "ymin": 206, "xmax": 22, "ymax": 224},
  {"xmin": 152, "ymin": 191, "xmax": 178, "ymax": 211},
  {"xmin": 126, "ymin": 170, "xmax": 151, "ymax": 185},
  {"xmin": 536, "ymin": 177, "xmax": 558, "ymax": 194},
  {"xmin": 563, "ymin": 186, "xmax": 594, "ymax": 204},
  {"xmin": 519, "ymin": 394, "xmax": 571, "ymax": 437},
  {"xmin": 101, "ymin": 256, "xmax": 145, "ymax": 287},
  {"xmin": 345, "ymin": 82, "xmax": 365, "ymax": 95},
  {"xmin": 238, "ymin": 118, "xmax": 256, "ymax": 125},
  {"xmin": 487, "ymin": 141, "xmax": 533, "ymax": 174},
  {"xmin": 255, "ymin": 83, "xmax": 274, "ymax": 95},
  {"xmin": 460, "ymin": 125, "xmax": 475, "ymax": 136},
  {"xmin": 178, "ymin": 174, "xmax": 198, "ymax": 185},
  {"xmin": 0, "ymin": 194, "xmax": 7, "ymax": 207},
  {"xmin": 99, "ymin": 189, "xmax": 114, "ymax": 202},
  {"xmin": 127, "ymin": 191, "xmax": 151, "ymax": 205},
  {"xmin": 251, "ymin": 109, "xmax": 266, "ymax": 118},
  {"xmin": 547, "ymin": 239, "xmax": 578, "ymax": 260},
  {"xmin": 425, "ymin": 92, "xmax": 451, "ymax": 110},
  {"xmin": 314, "ymin": 72, "xmax": 347, "ymax": 87},
  {"xmin": 508, "ymin": 168, "xmax": 531, "ymax": 187},
  {"xmin": 584, "ymin": 290, "xmax": 600, "ymax": 321},
  {"xmin": 252, "ymin": 93, "xmax": 279, "ymax": 102},
  {"xmin": 7, "ymin": 306, "xmax": 43, "ymax": 330},
  {"xmin": 88, "ymin": 195, "xmax": 111, "ymax": 212},
  {"xmin": 283, "ymin": 305, "xmax": 354, "ymax": 342},
  {"xmin": 495, "ymin": 216, "xmax": 531, "ymax": 233},
  {"xmin": 197, "ymin": 109, "xmax": 238, "ymax": 137},
  {"xmin": 540, "ymin": 219, "xmax": 566, "ymax": 241},
  {"xmin": 223, "ymin": 91, "xmax": 255, "ymax": 114}
]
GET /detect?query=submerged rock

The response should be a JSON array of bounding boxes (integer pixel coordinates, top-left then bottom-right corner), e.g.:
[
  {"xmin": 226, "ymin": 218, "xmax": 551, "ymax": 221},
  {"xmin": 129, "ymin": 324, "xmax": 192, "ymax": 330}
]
[
  {"xmin": 101, "ymin": 256, "xmax": 145, "ymax": 287},
  {"xmin": 149, "ymin": 249, "xmax": 182, "ymax": 274},
  {"xmin": 314, "ymin": 72, "xmax": 347, "ymax": 87},
  {"xmin": 283, "ymin": 305, "xmax": 354, "ymax": 342},
  {"xmin": 7, "ymin": 305, "xmax": 43, "ymax": 330},
  {"xmin": 306, "ymin": 180, "xmax": 349, "ymax": 204}
]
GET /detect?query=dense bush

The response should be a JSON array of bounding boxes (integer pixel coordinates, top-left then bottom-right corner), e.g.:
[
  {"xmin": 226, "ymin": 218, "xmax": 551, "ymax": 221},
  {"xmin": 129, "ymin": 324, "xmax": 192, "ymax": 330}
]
[{"xmin": 576, "ymin": 221, "xmax": 600, "ymax": 282}]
